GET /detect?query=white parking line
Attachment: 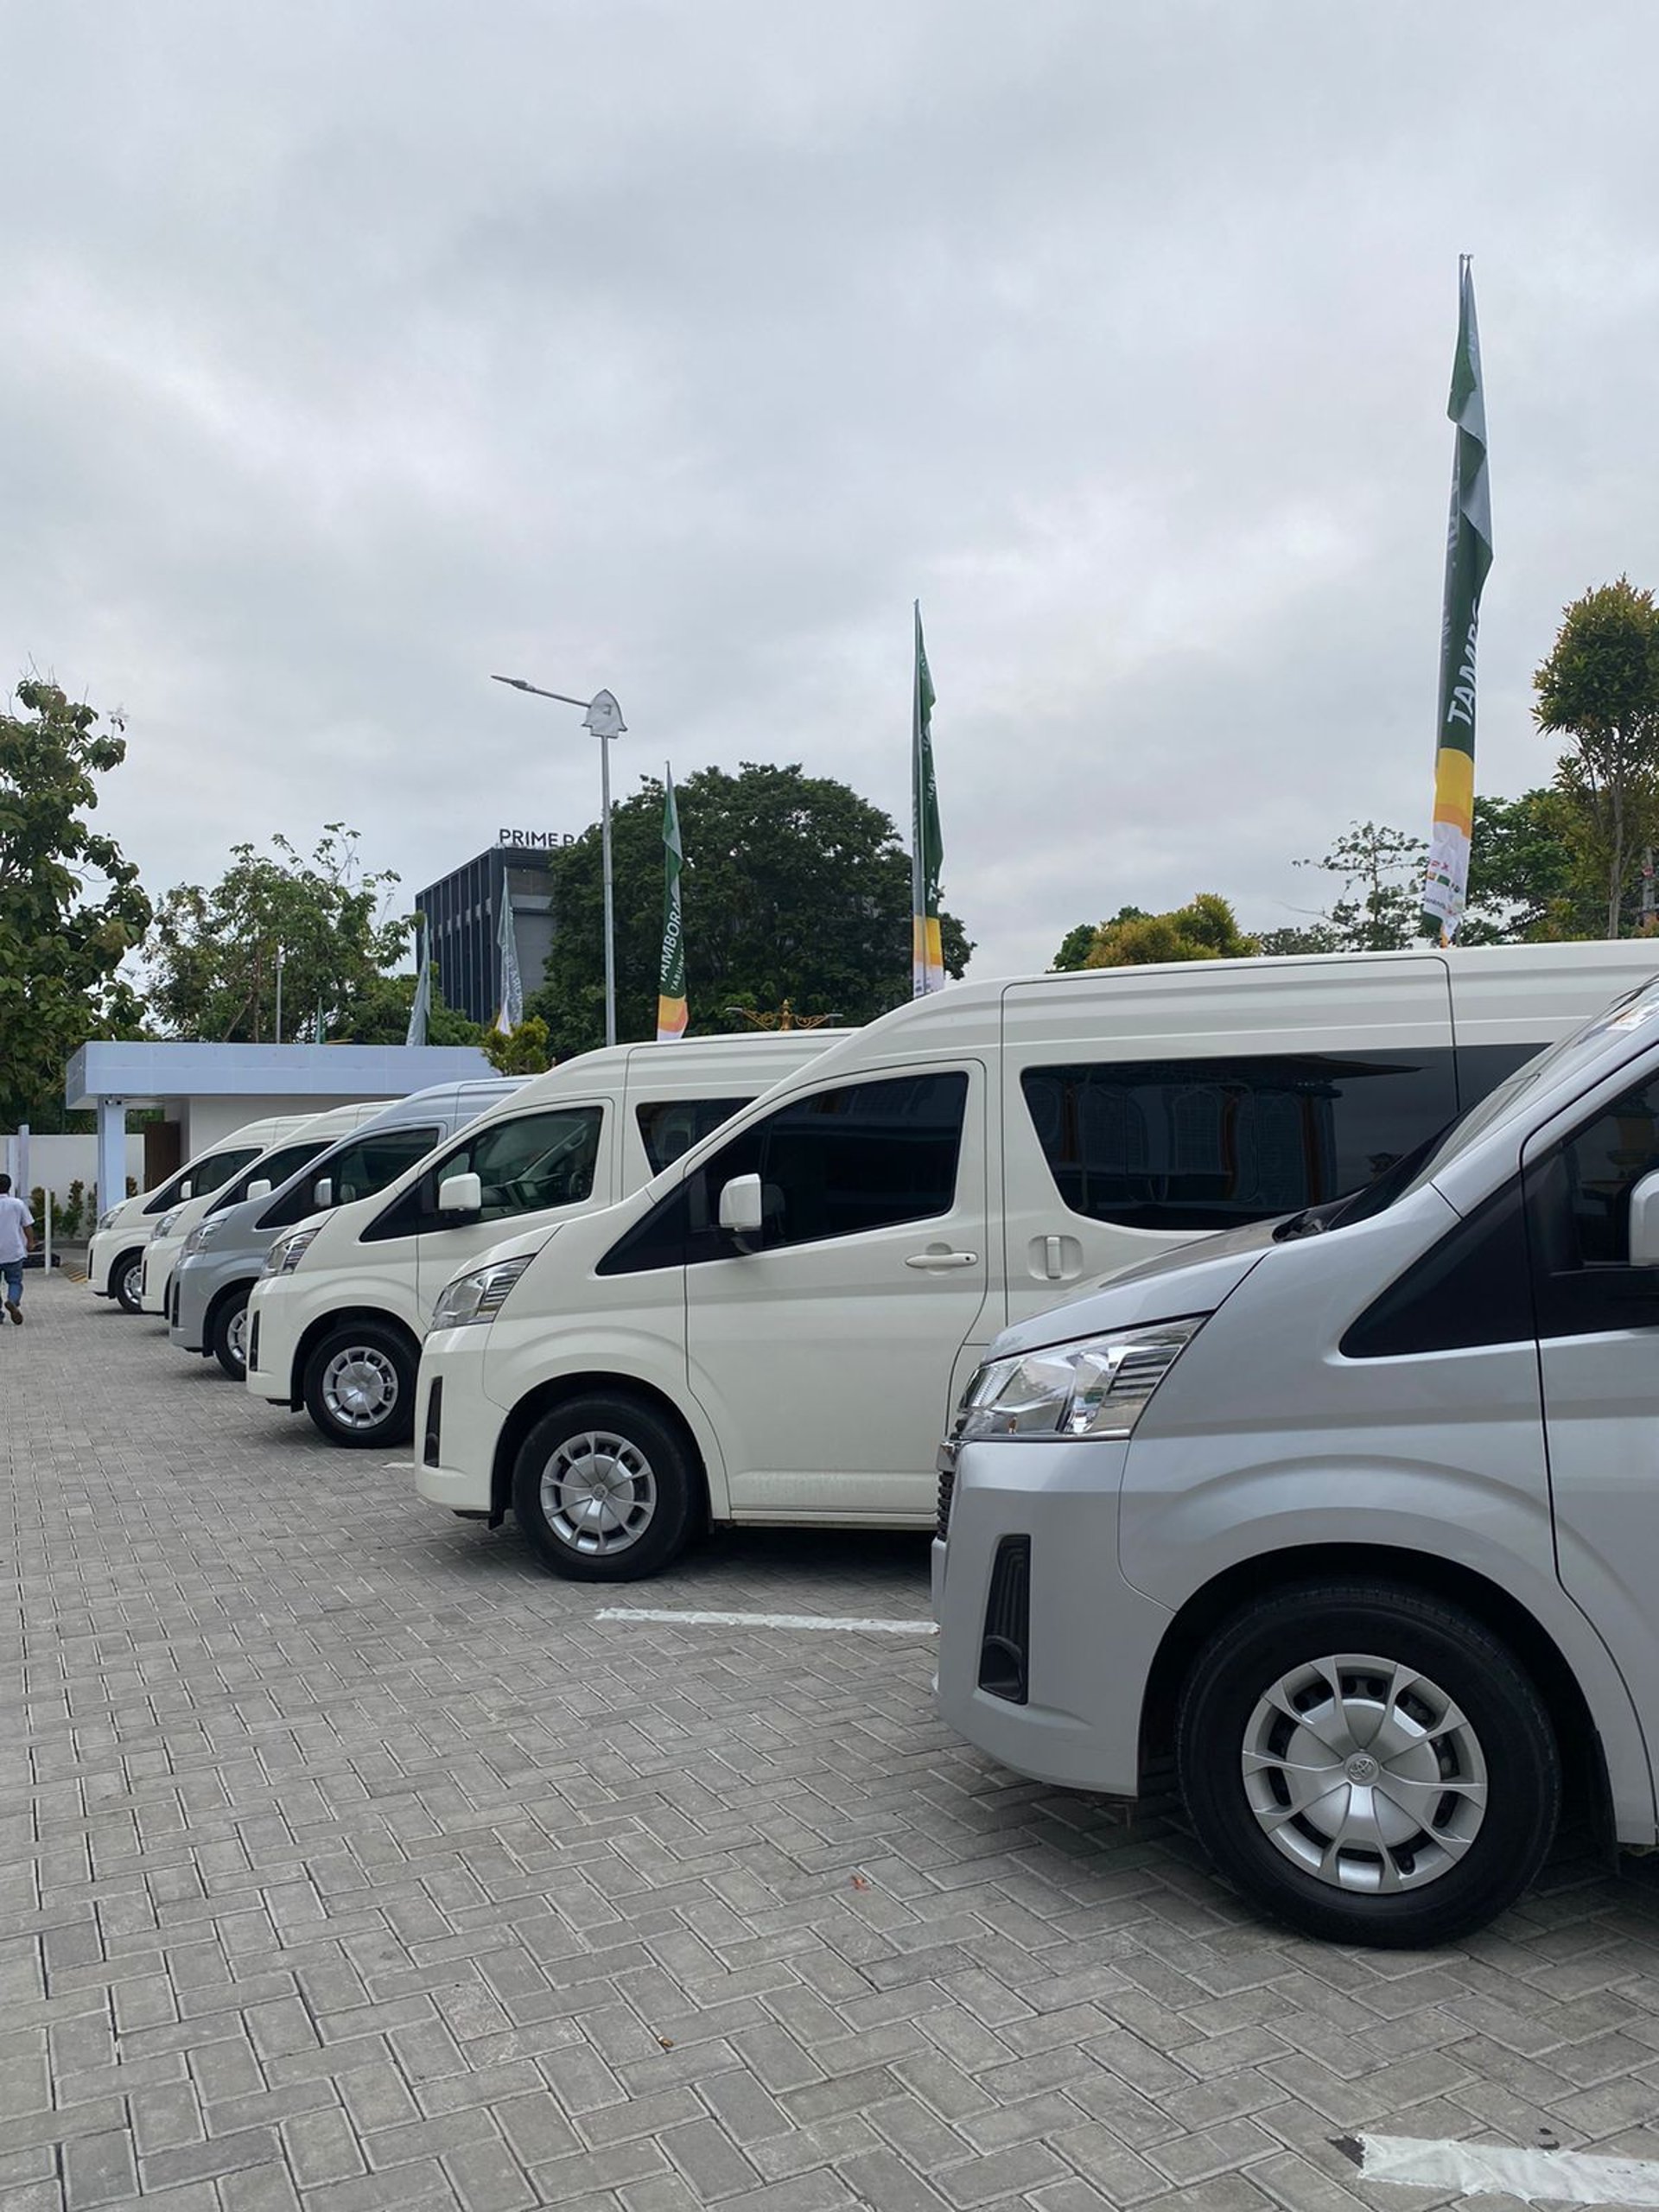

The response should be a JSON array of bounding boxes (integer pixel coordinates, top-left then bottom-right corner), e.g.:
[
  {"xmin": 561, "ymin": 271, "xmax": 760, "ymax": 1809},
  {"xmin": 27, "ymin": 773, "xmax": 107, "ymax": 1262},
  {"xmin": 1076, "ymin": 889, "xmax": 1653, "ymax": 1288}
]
[
  {"xmin": 596, "ymin": 1606, "xmax": 937, "ymax": 1636},
  {"xmin": 1355, "ymin": 2133, "xmax": 1659, "ymax": 2205}
]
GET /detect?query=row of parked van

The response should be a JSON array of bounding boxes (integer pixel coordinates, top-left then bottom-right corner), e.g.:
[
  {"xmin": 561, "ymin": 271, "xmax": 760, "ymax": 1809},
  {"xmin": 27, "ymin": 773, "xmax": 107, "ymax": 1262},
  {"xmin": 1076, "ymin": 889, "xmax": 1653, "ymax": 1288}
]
[{"xmin": 91, "ymin": 939, "xmax": 1659, "ymax": 1948}]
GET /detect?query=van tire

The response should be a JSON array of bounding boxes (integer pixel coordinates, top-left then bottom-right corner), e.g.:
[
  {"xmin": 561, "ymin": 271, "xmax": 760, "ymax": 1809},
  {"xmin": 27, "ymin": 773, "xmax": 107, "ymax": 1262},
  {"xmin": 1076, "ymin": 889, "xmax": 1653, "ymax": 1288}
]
[
  {"xmin": 512, "ymin": 1394, "xmax": 696, "ymax": 1581},
  {"xmin": 113, "ymin": 1253, "xmax": 145, "ymax": 1313},
  {"xmin": 302, "ymin": 1324, "xmax": 416, "ymax": 1448},
  {"xmin": 1176, "ymin": 1580, "xmax": 1559, "ymax": 1948},
  {"xmin": 210, "ymin": 1288, "xmax": 252, "ymax": 1381}
]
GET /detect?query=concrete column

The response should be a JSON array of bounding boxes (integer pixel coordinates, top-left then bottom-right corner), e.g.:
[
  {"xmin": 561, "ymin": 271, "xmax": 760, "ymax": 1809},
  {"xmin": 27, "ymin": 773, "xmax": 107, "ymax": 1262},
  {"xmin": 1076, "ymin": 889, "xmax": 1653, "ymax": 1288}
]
[{"xmin": 96, "ymin": 1099, "xmax": 127, "ymax": 1217}]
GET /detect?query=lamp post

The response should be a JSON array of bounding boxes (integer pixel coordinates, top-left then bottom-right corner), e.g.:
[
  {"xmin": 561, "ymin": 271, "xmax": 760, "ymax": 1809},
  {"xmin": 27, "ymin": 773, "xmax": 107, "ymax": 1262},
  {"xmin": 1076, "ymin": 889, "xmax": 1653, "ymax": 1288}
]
[{"xmin": 492, "ymin": 675, "xmax": 626, "ymax": 1048}]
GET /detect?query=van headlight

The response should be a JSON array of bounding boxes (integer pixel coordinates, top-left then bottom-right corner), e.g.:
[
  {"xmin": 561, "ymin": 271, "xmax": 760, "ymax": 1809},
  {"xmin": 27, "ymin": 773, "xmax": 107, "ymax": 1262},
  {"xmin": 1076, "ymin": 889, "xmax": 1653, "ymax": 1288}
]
[
  {"xmin": 953, "ymin": 1317, "xmax": 1207, "ymax": 1443},
  {"xmin": 181, "ymin": 1218, "xmax": 227, "ymax": 1258},
  {"xmin": 429, "ymin": 1254, "xmax": 533, "ymax": 1333},
  {"xmin": 264, "ymin": 1225, "xmax": 322, "ymax": 1277},
  {"xmin": 155, "ymin": 1208, "xmax": 183, "ymax": 1239},
  {"xmin": 97, "ymin": 1207, "xmax": 122, "ymax": 1232}
]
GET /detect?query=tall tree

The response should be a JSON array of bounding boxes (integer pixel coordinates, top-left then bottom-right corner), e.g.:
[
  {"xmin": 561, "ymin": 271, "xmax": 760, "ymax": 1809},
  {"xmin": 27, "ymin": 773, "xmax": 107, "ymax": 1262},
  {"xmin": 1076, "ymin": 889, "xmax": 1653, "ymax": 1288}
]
[
  {"xmin": 1535, "ymin": 578, "xmax": 1659, "ymax": 938},
  {"xmin": 146, "ymin": 827, "xmax": 409, "ymax": 1040},
  {"xmin": 0, "ymin": 677, "xmax": 150, "ymax": 1127},
  {"xmin": 526, "ymin": 762, "xmax": 973, "ymax": 1058}
]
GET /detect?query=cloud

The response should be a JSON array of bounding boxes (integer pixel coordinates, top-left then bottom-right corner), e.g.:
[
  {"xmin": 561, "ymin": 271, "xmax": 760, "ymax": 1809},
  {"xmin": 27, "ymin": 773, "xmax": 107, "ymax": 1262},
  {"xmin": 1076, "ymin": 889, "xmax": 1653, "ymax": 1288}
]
[{"xmin": 3, "ymin": 0, "xmax": 1657, "ymax": 984}]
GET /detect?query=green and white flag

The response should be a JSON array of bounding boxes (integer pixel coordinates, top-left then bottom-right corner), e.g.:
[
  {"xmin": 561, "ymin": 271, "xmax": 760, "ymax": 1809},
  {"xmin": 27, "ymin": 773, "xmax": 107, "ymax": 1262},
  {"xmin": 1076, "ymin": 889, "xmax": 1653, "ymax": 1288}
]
[
  {"xmin": 1423, "ymin": 257, "xmax": 1493, "ymax": 940},
  {"xmin": 494, "ymin": 880, "xmax": 523, "ymax": 1035},
  {"xmin": 912, "ymin": 601, "xmax": 944, "ymax": 995},
  {"xmin": 657, "ymin": 766, "xmax": 687, "ymax": 1040}
]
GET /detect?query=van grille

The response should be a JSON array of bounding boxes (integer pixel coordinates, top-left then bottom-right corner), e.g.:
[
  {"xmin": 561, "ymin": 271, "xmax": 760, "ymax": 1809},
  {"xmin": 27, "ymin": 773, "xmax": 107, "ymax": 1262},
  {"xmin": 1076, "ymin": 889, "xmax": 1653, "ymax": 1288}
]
[
  {"xmin": 977, "ymin": 1537, "xmax": 1031, "ymax": 1704},
  {"xmin": 937, "ymin": 1462, "xmax": 956, "ymax": 1541}
]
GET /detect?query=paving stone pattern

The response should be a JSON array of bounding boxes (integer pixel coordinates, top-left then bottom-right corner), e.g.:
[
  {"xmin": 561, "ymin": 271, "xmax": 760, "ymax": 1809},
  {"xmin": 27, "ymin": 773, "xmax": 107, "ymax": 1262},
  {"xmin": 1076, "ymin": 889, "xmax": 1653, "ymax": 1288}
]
[{"xmin": 6, "ymin": 1274, "xmax": 1659, "ymax": 2212}]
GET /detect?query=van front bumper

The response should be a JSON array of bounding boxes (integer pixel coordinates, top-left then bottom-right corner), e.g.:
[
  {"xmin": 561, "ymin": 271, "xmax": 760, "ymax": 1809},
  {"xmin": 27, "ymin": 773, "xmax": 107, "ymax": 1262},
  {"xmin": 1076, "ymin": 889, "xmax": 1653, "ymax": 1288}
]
[
  {"xmin": 170, "ymin": 1252, "xmax": 254, "ymax": 1355},
  {"xmin": 87, "ymin": 1229, "xmax": 124, "ymax": 1296},
  {"xmin": 933, "ymin": 1435, "xmax": 1172, "ymax": 1800},
  {"xmin": 245, "ymin": 1277, "xmax": 303, "ymax": 1406},
  {"xmin": 415, "ymin": 1328, "xmax": 505, "ymax": 1516},
  {"xmin": 140, "ymin": 1236, "xmax": 183, "ymax": 1316}
]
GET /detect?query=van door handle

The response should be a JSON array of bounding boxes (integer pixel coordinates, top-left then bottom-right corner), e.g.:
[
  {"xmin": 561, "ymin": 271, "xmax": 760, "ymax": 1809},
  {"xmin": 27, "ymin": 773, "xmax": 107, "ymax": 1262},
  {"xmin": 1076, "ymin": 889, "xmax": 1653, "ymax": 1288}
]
[{"xmin": 905, "ymin": 1250, "xmax": 979, "ymax": 1270}]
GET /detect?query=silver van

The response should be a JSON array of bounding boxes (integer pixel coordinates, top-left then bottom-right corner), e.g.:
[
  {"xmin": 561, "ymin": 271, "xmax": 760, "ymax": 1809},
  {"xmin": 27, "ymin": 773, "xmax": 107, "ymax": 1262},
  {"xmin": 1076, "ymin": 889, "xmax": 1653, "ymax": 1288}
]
[
  {"xmin": 935, "ymin": 973, "xmax": 1659, "ymax": 1947},
  {"xmin": 167, "ymin": 1079, "xmax": 525, "ymax": 1377}
]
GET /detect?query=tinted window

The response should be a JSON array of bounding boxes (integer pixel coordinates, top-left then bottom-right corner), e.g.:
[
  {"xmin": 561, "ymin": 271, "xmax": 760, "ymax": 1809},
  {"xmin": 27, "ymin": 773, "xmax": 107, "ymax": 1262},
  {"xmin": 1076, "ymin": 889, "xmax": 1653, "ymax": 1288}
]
[
  {"xmin": 601, "ymin": 1072, "xmax": 969, "ymax": 1274},
  {"xmin": 1341, "ymin": 1179, "xmax": 1534, "ymax": 1357},
  {"xmin": 636, "ymin": 1096, "xmax": 752, "ymax": 1177},
  {"xmin": 1021, "ymin": 1053, "xmax": 1458, "ymax": 1232},
  {"xmin": 364, "ymin": 1108, "xmax": 603, "ymax": 1241},
  {"xmin": 207, "ymin": 1140, "xmax": 329, "ymax": 1216},
  {"xmin": 1527, "ymin": 1076, "xmax": 1659, "ymax": 1338},
  {"xmin": 1455, "ymin": 1040, "xmax": 1549, "ymax": 1106},
  {"xmin": 257, "ymin": 1128, "xmax": 442, "ymax": 1229},
  {"xmin": 187, "ymin": 1146, "xmax": 263, "ymax": 1199}
]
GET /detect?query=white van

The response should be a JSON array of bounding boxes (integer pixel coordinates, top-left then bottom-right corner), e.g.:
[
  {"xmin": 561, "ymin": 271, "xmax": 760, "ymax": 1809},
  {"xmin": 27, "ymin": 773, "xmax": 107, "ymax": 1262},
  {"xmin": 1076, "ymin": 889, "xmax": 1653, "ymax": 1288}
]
[
  {"xmin": 933, "ymin": 970, "xmax": 1659, "ymax": 1948},
  {"xmin": 413, "ymin": 943, "xmax": 1659, "ymax": 1581},
  {"xmin": 246, "ymin": 1033, "xmax": 844, "ymax": 1451},
  {"xmin": 137, "ymin": 1103, "xmax": 396, "ymax": 1320},
  {"xmin": 88, "ymin": 1114, "xmax": 322, "ymax": 1315}
]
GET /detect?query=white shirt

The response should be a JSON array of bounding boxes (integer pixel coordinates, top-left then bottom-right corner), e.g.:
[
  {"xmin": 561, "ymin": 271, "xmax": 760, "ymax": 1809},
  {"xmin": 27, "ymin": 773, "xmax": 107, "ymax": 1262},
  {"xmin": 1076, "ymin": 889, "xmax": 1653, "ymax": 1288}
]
[{"xmin": 0, "ymin": 1193, "xmax": 31, "ymax": 1264}]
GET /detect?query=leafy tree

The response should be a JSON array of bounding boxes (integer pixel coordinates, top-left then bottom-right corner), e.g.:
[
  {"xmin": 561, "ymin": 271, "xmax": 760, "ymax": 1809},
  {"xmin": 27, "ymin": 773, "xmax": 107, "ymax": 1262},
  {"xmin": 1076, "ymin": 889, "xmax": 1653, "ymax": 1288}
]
[
  {"xmin": 1535, "ymin": 578, "xmax": 1659, "ymax": 938},
  {"xmin": 527, "ymin": 763, "xmax": 973, "ymax": 1057},
  {"xmin": 1291, "ymin": 821, "xmax": 1429, "ymax": 951},
  {"xmin": 146, "ymin": 827, "xmax": 409, "ymax": 1040},
  {"xmin": 1460, "ymin": 789, "xmax": 1594, "ymax": 943},
  {"xmin": 334, "ymin": 968, "xmax": 492, "ymax": 1049},
  {"xmin": 1051, "ymin": 909, "xmax": 1147, "ymax": 970},
  {"xmin": 483, "ymin": 1017, "xmax": 552, "ymax": 1075},
  {"xmin": 0, "ymin": 677, "xmax": 150, "ymax": 1127},
  {"xmin": 1081, "ymin": 893, "xmax": 1257, "ymax": 967},
  {"xmin": 1256, "ymin": 922, "xmax": 1340, "ymax": 957}
]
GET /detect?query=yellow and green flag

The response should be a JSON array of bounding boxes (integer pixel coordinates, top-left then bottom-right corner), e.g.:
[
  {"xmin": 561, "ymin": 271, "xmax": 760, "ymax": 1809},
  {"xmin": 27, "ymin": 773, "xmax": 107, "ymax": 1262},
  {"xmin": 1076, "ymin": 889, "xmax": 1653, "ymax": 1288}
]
[
  {"xmin": 657, "ymin": 766, "xmax": 688, "ymax": 1041},
  {"xmin": 1423, "ymin": 257, "xmax": 1492, "ymax": 941},
  {"xmin": 912, "ymin": 602, "xmax": 944, "ymax": 995}
]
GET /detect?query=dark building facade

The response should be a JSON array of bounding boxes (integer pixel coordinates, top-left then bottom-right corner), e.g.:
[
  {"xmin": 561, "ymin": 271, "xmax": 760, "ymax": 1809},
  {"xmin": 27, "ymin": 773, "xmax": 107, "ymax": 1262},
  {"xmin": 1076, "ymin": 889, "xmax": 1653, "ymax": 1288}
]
[{"xmin": 415, "ymin": 839, "xmax": 565, "ymax": 1027}]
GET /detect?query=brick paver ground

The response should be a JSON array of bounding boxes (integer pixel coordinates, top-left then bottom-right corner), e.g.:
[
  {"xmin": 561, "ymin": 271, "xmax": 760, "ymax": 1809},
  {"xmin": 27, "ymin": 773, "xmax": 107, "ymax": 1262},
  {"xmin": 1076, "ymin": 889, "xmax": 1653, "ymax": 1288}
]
[{"xmin": 7, "ymin": 1271, "xmax": 1659, "ymax": 2212}]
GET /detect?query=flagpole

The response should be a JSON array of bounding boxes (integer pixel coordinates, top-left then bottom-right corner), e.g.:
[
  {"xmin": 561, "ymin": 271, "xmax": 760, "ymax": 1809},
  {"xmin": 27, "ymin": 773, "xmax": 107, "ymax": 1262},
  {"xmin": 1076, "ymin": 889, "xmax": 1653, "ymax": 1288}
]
[{"xmin": 600, "ymin": 715, "xmax": 616, "ymax": 1047}]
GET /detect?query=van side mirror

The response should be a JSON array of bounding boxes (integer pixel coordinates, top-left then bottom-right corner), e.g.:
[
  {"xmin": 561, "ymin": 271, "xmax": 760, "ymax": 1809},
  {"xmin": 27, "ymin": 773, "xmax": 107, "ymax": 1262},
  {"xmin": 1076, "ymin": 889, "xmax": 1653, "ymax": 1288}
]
[
  {"xmin": 312, "ymin": 1177, "xmax": 333, "ymax": 1210},
  {"xmin": 438, "ymin": 1172, "xmax": 482, "ymax": 1217},
  {"xmin": 1630, "ymin": 1170, "xmax": 1659, "ymax": 1268},
  {"xmin": 718, "ymin": 1173, "xmax": 765, "ymax": 1238},
  {"xmin": 245, "ymin": 1179, "xmax": 271, "ymax": 1203},
  {"xmin": 180, "ymin": 1179, "xmax": 194, "ymax": 1199}
]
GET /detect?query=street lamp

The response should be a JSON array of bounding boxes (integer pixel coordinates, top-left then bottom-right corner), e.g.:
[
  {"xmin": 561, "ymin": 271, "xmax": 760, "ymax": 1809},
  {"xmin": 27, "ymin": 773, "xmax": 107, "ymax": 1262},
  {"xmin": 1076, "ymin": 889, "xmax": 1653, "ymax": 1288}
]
[{"xmin": 491, "ymin": 675, "xmax": 626, "ymax": 1048}]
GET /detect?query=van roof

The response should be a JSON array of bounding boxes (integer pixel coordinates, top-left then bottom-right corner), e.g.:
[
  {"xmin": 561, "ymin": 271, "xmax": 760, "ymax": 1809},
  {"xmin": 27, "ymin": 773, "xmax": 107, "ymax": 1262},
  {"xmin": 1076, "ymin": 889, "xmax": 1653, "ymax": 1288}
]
[
  {"xmin": 784, "ymin": 941, "xmax": 1659, "ymax": 1087},
  {"xmin": 474, "ymin": 1032, "xmax": 855, "ymax": 1117}
]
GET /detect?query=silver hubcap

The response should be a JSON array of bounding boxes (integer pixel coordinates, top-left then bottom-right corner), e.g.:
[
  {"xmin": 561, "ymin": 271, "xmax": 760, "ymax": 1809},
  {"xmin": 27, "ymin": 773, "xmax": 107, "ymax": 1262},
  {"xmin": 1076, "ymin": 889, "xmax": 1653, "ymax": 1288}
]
[
  {"xmin": 540, "ymin": 1430, "xmax": 657, "ymax": 1556},
  {"xmin": 119, "ymin": 1262, "xmax": 141, "ymax": 1306},
  {"xmin": 1243, "ymin": 1650, "xmax": 1488, "ymax": 1894},
  {"xmin": 321, "ymin": 1346, "xmax": 400, "ymax": 1431},
  {"xmin": 226, "ymin": 1306, "xmax": 249, "ymax": 1370}
]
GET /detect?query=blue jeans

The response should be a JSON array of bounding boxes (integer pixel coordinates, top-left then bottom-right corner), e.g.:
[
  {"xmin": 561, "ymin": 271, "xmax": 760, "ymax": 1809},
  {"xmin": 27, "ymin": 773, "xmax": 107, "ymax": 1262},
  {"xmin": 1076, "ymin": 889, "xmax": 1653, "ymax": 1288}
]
[{"xmin": 2, "ymin": 1260, "xmax": 21, "ymax": 1307}]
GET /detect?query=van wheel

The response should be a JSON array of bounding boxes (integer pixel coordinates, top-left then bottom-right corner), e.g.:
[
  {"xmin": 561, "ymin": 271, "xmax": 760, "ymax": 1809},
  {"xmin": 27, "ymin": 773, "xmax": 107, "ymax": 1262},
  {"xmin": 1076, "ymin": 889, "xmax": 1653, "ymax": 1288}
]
[
  {"xmin": 303, "ymin": 1325, "xmax": 416, "ymax": 1448},
  {"xmin": 512, "ymin": 1394, "xmax": 696, "ymax": 1581},
  {"xmin": 113, "ymin": 1253, "xmax": 145, "ymax": 1313},
  {"xmin": 211, "ymin": 1289, "xmax": 251, "ymax": 1381},
  {"xmin": 1176, "ymin": 1581, "xmax": 1559, "ymax": 1948}
]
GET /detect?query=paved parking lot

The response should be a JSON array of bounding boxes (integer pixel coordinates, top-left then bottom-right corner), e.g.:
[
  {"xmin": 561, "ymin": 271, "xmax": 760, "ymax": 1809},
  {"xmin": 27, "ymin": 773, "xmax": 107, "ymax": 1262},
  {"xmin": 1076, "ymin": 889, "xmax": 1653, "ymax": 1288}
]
[{"xmin": 7, "ymin": 1273, "xmax": 1659, "ymax": 2212}]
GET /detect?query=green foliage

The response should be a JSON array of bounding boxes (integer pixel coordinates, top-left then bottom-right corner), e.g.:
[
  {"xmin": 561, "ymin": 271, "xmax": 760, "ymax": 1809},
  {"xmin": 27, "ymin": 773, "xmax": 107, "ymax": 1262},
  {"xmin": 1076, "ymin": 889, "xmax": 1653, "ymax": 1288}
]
[
  {"xmin": 1080, "ymin": 893, "xmax": 1258, "ymax": 967},
  {"xmin": 146, "ymin": 827, "xmax": 409, "ymax": 1041},
  {"xmin": 482, "ymin": 1017, "xmax": 552, "ymax": 1075},
  {"xmin": 1291, "ymin": 821, "xmax": 1430, "ymax": 951},
  {"xmin": 0, "ymin": 677, "xmax": 150, "ymax": 1126},
  {"xmin": 527, "ymin": 762, "xmax": 973, "ymax": 1058},
  {"xmin": 1535, "ymin": 578, "xmax": 1659, "ymax": 938},
  {"xmin": 1051, "ymin": 908, "xmax": 1150, "ymax": 969},
  {"xmin": 334, "ymin": 968, "xmax": 489, "ymax": 1049}
]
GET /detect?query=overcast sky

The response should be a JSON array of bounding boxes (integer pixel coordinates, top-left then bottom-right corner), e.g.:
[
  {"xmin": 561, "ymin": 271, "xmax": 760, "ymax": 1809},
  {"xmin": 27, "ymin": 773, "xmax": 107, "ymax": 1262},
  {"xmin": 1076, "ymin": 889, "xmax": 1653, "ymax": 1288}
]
[{"xmin": 4, "ymin": 0, "xmax": 1658, "ymax": 984}]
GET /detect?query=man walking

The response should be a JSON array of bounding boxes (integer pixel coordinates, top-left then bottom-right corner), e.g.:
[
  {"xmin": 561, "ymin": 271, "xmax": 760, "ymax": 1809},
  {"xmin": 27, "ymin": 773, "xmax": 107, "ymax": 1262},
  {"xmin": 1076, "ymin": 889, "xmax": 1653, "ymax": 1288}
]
[{"xmin": 0, "ymin": 1173, "xmax": 35, "ymax": 1324}]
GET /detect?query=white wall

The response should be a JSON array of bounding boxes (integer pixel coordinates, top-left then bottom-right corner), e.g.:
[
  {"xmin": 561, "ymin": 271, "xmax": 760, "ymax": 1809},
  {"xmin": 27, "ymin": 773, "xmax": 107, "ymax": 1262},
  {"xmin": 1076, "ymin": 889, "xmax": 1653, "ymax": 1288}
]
[{"xmin": 2, "ymin": 1134, "xmax": 147, "ymax": 1214}]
